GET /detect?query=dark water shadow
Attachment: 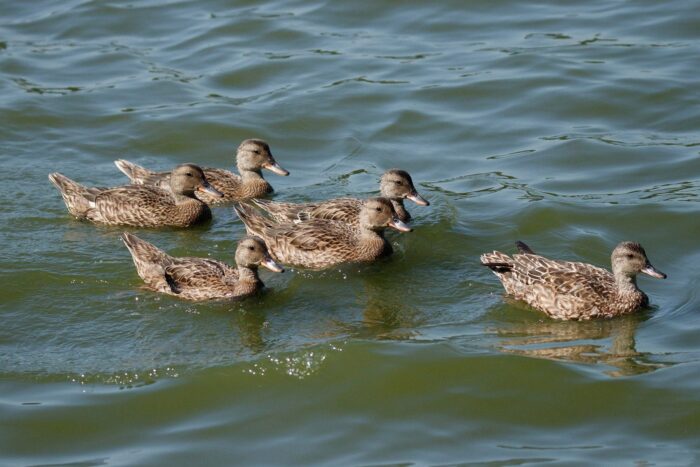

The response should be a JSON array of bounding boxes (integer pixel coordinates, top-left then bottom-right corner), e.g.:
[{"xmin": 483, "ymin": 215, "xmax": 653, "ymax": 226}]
[
  {"xmin": 321, "ymin": 272, "xmax": 427, "ymax": 341},
  {"xmin": 485, "ymin": 301, "xmax": 673, "ymax": 377},
  {"xmin": 197, "ymin": 294, "xmax": 273, "ymax": 355}
]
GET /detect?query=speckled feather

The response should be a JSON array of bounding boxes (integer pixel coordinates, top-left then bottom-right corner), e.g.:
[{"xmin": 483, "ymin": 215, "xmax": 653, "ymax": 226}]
[
  {"xmin": 481, "ymin": 241, "xmax": 663, "ymax": 320},
  {"xmin": 49, "ymin": 172, "xmax": 212, "ymax": 228},
  {"xmin": 251, "ymin": 169, "xmax": 428, "ymax": 224},
  {"xmin": 252, "ymin": 197, "xmax": 362, "ymax": 224},
  {"xmin": 234, "ymin": 202, "xmax": 393, "ymax": 270},
  {"xmin": 114, "ymin": 139, "xmax": 286, "ymax": 204},
  {"xmin": 115, "ymin": 163, "xmax": 272, "ymax": 204},
  {"xmin": 121, "ymin": 232, "xmax": 265, "ymax": 300}
]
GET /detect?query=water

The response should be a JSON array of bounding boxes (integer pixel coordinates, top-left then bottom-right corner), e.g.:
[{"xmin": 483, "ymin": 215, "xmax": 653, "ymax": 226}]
[{"xmin": 1, "ymin": 0, "xmax": 699, "ymax": 464}]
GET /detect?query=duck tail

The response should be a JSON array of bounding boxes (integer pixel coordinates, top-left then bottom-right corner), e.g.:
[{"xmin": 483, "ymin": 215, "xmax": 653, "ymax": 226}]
[
  {"xmin": 480, "ymin": 251, "xmax": 513, "ymax": 274},
  {"xmin": 114, "ymin": 159, "xmax": 153, "ymax": 184},
  {"xmin": 121, "ymin": 232, "xmax": 166, "ymax": 262},
  {"xmin": 234, "ymin": 203, "xmax": 274, "ymax": 237},
  {"xmin": 48, "ymin": 172, "xmax": 93, "ymax": 217},
  {"xmin": 48, "ymin": 172, "xmax": 83, "ymax": 195},
  {"xmin": 250, "ymin": 198, "xmax": 300, "ymax": 223},
  {"xmin": 515, "ymin": 240, "xmax": 535, "ymax": 254},
  {"xmin": 120, "ymin": 232, "xmax": 176, "ymax": 294},
  {"xmin": 250, "ymin": 199, "xmax": 272, "ymax": 208},
  {"xmin": 250, "ymin": 198, "xmax": 276, "ymax": 216}
]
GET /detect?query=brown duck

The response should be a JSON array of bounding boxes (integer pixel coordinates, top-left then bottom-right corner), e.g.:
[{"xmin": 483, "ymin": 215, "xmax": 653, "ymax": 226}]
[
  {"xmin": 114, "ymin": 139, "xmax": 289, "ymax": 204},
  {"xmin": 49, "ymin": 164, "xmax": 223, "ymax": 228},
  {"xmin": 234, "ymin": 197, "xmax": 412, "ymax": 270},
  {"xmin": 122, "ymin": 232, "xmax": 283, "ymax": 300},
  {"xmin": 481, "ymin": 241, "xmax": 667, "ymax": 320},
  {"xmin": 252, "ymin": 169, "xmax": 429, "ymax": 224}
]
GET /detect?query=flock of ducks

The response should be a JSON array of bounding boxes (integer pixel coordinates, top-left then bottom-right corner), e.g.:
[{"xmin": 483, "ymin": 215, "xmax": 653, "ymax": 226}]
[{"xmin": 49, "ymin": 139, "xmax": 667, "ymax": 320}]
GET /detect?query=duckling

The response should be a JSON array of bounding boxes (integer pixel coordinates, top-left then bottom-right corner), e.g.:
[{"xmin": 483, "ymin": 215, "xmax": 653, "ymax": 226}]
[
  {"xmin": 234, "ymin": 197, "xmax": 412, "ymax": 270},
  {"xmin": 252, "ymin": 169, "xmax": 429, "ymax": 224},
  {"xmin": 49, "ymin": 164, "xmax": 223, "ymax": 228},
  {"xmin": 114, "ymin": 139, "xmax": 289, "ymax": 204},
  {"xmin": 122, "ymin": 233, "xmax": 283, "ymax": 300},
  {"xmin": 481, "ymin": 241, "xmax": 667, "ymax": 320}
]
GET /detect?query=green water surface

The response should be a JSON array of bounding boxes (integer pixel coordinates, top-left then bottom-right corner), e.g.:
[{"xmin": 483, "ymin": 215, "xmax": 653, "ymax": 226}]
[{"xmin": 1, "ymin": 0, "xmax": 699, "ymax": 465}]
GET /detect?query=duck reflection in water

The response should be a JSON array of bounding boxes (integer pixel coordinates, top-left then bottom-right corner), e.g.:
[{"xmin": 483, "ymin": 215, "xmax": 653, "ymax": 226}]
[
  {"xmin": 233, "ymin": 305, "xmax": 269, "ymax": 353},
  {"xmin": 489, "ymin": 306, "xmax": 670, "ymax": 377},
  {"xmin": 328, "ymin": 274, "xmax": 426, "ymax": 341}
]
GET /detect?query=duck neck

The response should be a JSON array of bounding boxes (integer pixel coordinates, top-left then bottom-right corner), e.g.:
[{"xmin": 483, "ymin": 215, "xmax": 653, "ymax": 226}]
[
  {"xmin": 359, "ymin": 225, "xmax": 383, "ymax": 239},
  {"xmin": 614, "ymin": 272, "xmax": 640, "ymax": 296},
  {"xmin": 239, "ymin": 167, "xmax": 265, "ymax": 182},
  {"xmin": 172, "ymin": 191, "xmax": 200, "ymax": 204},
  {"xmin": 237, "ymin": 265, "xmax": 261, "ymax": 284},
  {"xmin": 357, "ymin": 225, "xmax": 389, "ymax": 255},
  {"xmin": 390, "ymin": 198, "xmax": 410, "ymax": 222}
]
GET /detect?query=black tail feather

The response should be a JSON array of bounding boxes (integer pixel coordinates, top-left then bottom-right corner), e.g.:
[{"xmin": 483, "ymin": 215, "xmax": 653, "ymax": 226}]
[
  {"xmin": 481, "ymin": 262, "xmax": 512, "ymax": 273},
  {"xmin": 515, "ymin": 240, "xmax": 535, "ymax": 254}
]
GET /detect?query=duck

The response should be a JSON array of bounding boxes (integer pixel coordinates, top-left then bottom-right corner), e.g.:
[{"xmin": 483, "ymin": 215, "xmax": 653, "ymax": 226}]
[
  {"xmin": 114, "ymin": 139, "xmax": 289, "ymax": 204},
  {"xmin": 251, "ymin": 169, "xmax": 429, "ymax": 224},
  {"xmin": 49, "ymin": 164, "xmax": 223, "ymax": 228},
  {"xmin": 121, "ymin": 232, "xmax": 283, "ymax": 300},
  {"xmin": 234, "ymin": 197, "xmax": 412, "ymax": 270},
  {"xmin": 480, "ymin": 240, "xmax": 667, "ymax": 320}
]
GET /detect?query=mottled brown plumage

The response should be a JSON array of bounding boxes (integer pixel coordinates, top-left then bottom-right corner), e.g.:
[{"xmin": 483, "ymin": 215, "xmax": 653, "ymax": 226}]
[
  {"xmin": 121, "ymin": 233, "xmax": 283, "ymax": 301},
  {"xmin": 481, "ymin": 241, "xmax": 667, "ymax": 320},
  {"xmin": 252, "ymin": 169, "xmax": 429, "ymax": 224},
  {"xmin": 49, "ymin": 164, "xmax": 222, "ymax": 228},
  {"xmin": 234, "ymin": 197, "xmax": 412, "ymax": 270},
  {"xmin": 114, "ymin": 139, "xmax": 289, "ymax": 204}
]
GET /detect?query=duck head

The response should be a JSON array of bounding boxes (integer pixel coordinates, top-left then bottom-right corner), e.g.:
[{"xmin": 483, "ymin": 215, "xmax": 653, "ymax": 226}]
[
  {"xmin": 359, "ymin": 197, "xmax": 412, "ymax": 233},
  {"xmin": 236, "ymin": 139, "xmax": 289, "ymax": 176},
  {"xmin": 380, "ymin": 169, "xmax": 429, "ymax": 206},
  {"xmin": 611, "ymin": 241, "xmax": 666, "ymax": 280},
  {"xmin": 170, "ymin": 164, "xmax": 224, "ymax": 199},
  {"xmin": 235, "ymin": 236, "xmax": 284, "ymax": 272}
]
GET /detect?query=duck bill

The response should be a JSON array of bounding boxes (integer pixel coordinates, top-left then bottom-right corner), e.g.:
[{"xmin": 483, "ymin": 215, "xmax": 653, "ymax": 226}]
[
  {"xmin": 263, "ymin": 161, "xmax": 290, "ymax": 176},
  {"xmin": 641, "ymin": 263, "xmax": 667, "ymax": 279},
  {"xmin": 406, "ymin": 191, "xmax": 429, "ymax": 206},
  {"xmin": 388, "ymin": 218, "xmax": 412, "ymax": 233},
  {"xmin": 197, "ymin": 182, "xmax": 224, "ymax": 198},
  {"xmin": 261, "ymin": 256, "xmax": 284, "ymax": 273}
]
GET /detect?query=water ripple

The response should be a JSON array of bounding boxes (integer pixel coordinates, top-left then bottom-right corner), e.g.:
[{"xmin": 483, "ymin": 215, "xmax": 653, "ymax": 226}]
[{"xmin": 2, "ymin": 0, "xmax": 700, "ymax": 463}]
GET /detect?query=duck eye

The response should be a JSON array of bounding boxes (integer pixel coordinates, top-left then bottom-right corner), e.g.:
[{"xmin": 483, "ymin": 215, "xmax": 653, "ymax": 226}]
[
  {"xmin": 253, "ymin": 150, "xmax": 260, "ymax": 154},
  {"xmin": 248, "ymin": 246, "xmax": 255, "ymax": 251},
  {"xmin": 375, "ymin": 207, "xmax": 382, "ymax": 212},
  {"xmin": 395, "ymin": 180, "xmax": 402, "ymax": 185},
  {"xmin": 186, "ymin": 173, "xmax": 193, "ymax": 177},
  {"xmin": 626, "ymin": 254, "xmax": 634, "ymax": 259}
]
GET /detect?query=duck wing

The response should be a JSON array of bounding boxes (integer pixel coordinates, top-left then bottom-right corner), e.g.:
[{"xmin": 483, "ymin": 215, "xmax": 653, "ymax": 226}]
[
  {"xmin": 267, "ymin": 220, "xmax": 360, "ymax": 269},
  {"xmin": 89, "ymin": 185, "xmax": 177, "ymax": 225},
  {"xmin": 252, "ymin": 199, "xmax": 315, "ymax": 223},
  {"xmin": 164, "ymin": 257, "xmax": 237, "ymax": 290},
  {"xmin": 510, "ymin": 255, "xmax": 615, "ymax": 319},
  {"xmin": 253, "ymin": 198, "xmax": 362, "ymax": 223},
  {"xmin": 305, "ymin": 198, "xmax": 361, "ymax": 222},
  {"xmin": 511, "ymin": 254, "xmax": 611, "ymax": 290},
  {"xmin": 272, "ymin": 220, "xmax": 348, "ymax": 251}
]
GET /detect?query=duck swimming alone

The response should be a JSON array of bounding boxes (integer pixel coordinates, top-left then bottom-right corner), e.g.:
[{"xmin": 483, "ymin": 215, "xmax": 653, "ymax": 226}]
[
  {"xmin": 114, "ymin": 139, "xmax": 289, "ymax": 204},
  {"xmin": 252, "ymin": 169, "xmax": 429, "ymax": 224},
  {"xmin": 49, "ymin": 164, "xmax": 223, "ymax": 228},
  {"xmin": 481, "ymin": 241, "xmax": 667, "ymax": 320},
  {"xmin": 234, "ymin": 197, "xmax": 412, "ymax": 270},
  {"xmin": 122, "ymin": 233, "xmax": 283, "ymax": 300}
]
